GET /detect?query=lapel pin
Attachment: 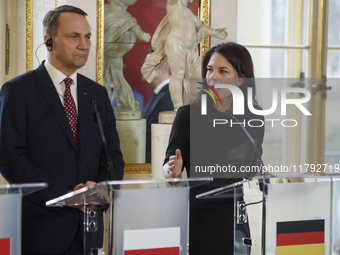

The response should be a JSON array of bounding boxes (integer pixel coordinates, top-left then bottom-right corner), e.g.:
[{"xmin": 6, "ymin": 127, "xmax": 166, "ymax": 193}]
[{"xmin": 84, "ymin": 92, "xmax": 87, "ymax": 95}]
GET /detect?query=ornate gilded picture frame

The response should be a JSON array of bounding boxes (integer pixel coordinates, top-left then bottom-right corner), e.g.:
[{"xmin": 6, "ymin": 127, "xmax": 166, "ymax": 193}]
[
  {"xmin": 98, "ymin": 0, "xmax": 210, "ymax": 174},
  {"xmin": 96, "ymin": 0, "xmax": 210, "ymax": 84}
]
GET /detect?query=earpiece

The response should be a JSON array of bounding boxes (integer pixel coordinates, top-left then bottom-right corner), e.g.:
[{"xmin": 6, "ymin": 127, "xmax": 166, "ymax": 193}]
[
  {"xmin": 45, "ymin": 35, "xmax": 53, "ymax": 51},
  {"xmin": 35, "ymin": 34, "xmax": 53, "ymax": 64}
]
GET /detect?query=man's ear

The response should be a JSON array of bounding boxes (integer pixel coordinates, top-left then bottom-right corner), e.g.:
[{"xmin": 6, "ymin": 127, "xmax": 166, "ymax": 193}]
[
  {"xmin": 163, "ymin": 64, "xmax": 170, "ymax": 75},
  {"xmin": 43, "ymin": 34, "xmax": 53, "ymax": 51},
  {"xmin": 43, "ymin": 34, "xmax": 49, "ymax": 42}
]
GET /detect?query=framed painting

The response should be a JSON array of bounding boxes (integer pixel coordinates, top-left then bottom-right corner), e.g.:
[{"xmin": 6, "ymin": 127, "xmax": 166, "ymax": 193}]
[
  {"xmin": 99, "ymin": 0, "xmax": 210, "ymax": 173},
  {"xmin": 99, "ymin": 0, "xmax": 210, "ymax": 102}
]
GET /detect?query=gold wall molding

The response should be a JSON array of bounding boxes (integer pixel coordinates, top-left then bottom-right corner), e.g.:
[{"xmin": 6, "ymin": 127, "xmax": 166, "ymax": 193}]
[
  {"xmin": 6, "ymin": 24, "xmax": 9, "ymax": 75},
  {"xmin": 199, "ymin": 0, "xmax": 211, "ymax": 58},
  {"xmin": 96, "ymin": 0, "xmax": 104, "ymax": 85},
  {"xmin": 124, "ymin": 163, "xmax": 152, "ymax": 174},
  {"xmin": 243, "ymin": 44, "xmax": 310, "ymax": 49},
  {"xmin": 26, "ymin": 0, "xmax": 33, "ymax": 72},
  {"xmin": 26, "ymin": 1, "xmax": 58, "ymax": 72}
]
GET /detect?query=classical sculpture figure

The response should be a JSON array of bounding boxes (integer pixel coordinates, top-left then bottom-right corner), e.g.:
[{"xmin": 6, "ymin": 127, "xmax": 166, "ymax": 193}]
[
  {"xmin": 104, "ymin": 0, "xmax": 151, "ymax": 110},
  {"xmin": 141, "ymin": 0, "xmax": 228, "ymax": 110}
]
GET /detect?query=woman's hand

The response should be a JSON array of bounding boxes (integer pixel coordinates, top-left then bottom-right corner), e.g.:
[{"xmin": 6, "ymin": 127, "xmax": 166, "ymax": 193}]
[{"xmin": 163, "ymin": 149, "xmax": 183, "ymax": 178}]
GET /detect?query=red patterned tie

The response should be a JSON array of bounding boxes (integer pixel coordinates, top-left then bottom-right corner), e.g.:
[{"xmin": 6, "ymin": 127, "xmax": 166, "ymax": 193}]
[{"xmin": 63, "ymin": 78, "xmax": 78, "ymax": 145}]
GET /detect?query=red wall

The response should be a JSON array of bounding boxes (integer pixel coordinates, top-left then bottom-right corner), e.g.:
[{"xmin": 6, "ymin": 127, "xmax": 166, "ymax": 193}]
[{"xmin": 104, "ymin": 0, "xmax": 199, "ymax": 105}]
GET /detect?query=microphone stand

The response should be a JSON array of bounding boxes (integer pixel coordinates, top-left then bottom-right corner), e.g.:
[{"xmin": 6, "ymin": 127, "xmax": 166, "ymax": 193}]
[
  {"xmin": 225, "ymin": 110, "xmax": 265, "ymax": 177},
  {"xmin": 226, "ymin": 110, "xmax": 267, "ymax": 255},
  {"xmin": 91, "ymin": 96, "xmax": 116, "ymax": 180}
]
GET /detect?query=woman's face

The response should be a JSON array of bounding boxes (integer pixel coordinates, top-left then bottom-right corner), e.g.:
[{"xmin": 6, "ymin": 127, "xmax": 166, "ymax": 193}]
[{"xmin": 206, "ymin": 52, "xmax": 243, "ymax": 101}]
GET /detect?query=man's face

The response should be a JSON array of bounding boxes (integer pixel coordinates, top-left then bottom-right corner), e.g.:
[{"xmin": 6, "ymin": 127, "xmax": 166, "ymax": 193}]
[{"xmin": 48, "ymin": 12, "xmax": 91, "ymax": 76}]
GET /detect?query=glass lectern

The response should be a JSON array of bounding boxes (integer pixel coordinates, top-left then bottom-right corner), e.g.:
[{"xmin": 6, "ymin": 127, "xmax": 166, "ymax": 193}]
[
  {"xmin": 0, "ymin": 183, "xmax": 48, "ymax": 255},
  {"xmin": 46, "ymin": 178, "xmax": 211, "ymax": 255},
  {"xmin": 197, "ymin": 174, "xmax": 340, "ymax": 255}
]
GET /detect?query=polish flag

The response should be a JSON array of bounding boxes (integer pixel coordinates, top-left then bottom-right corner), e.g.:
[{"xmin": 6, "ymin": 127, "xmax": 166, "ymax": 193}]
[
  {"xmin": 124, "ymin": 227, "xmax": 180, "ymax": 255},
  {"xmin": 0, "ymin": 238, "xmax": 11, "ymax": 255}
]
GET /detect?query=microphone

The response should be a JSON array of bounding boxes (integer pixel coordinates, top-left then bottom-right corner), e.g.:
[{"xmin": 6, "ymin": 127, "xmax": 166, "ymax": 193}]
[
  {"xmin": 91, "ymin": 95, "xmax": 116, "ymax": 180},
  {"xmin": 225, "ymin": 110, "xmax": 264, "ymax": 176},
  {"xmin": 224, "ymin": 109, "xmax": 232, "ymax": 118}
]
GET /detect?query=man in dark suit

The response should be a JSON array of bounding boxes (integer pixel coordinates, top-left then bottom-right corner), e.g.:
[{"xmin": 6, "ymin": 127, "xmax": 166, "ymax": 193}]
[
  {"xmin": 142, "ymin": 61, "xmax": 173, "ymax": 163},
  {"xmin": 0, "ymin": 5, "xmax": 124, "ymax": 255}
]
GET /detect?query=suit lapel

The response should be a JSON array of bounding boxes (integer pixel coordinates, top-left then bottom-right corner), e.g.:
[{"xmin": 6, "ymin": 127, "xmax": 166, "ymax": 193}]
[
  {"xmin": 143, "ymin": 84, "xmax": 169, "ymax": 120},
  {"xmin": 37, "ymin": 63, "xmax": 79, "ymax": 152},
  {"xmin": 77, "ymin": 74, "xmax": 92, "ymax": 154},
  {"xmin": 142, "ymin": 92, "xmax": 156, "ymax": 119}
]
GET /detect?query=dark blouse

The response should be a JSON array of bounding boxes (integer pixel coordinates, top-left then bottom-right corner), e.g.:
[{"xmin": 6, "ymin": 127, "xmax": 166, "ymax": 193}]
[
  {"xmin": 163, "ymin": 103, "xmax": 265, "ymax": 254},
  {"xmin": 164, "ymin": 103, "xmax": 264, "ymax": 178}
]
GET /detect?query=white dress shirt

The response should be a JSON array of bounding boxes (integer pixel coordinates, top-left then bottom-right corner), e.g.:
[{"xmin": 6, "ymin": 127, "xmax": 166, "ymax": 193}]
[
  {"xmin": 44, "ymin": 60, "xmax": 78, "ymax": 112},
  {"xmin": 154, "ymin": 78, "xmax": 170, "ymax": 94}
]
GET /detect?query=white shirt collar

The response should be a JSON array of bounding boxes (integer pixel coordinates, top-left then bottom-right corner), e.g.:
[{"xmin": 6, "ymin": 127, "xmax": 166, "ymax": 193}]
[
  {"xmin": 44, "ymin": 60, "xmax": 78, "ymax": 111},
  {"xmin": 154, "ymin": 78, "xmax": 170, "ymax": 95},
  {"xmin": 44, "ymin": 60, "xmax": 78, "ymax": 87}
]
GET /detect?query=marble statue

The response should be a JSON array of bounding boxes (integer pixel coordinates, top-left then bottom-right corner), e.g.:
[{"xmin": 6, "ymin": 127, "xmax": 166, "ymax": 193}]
[
  {"xmin": 141, "ymin": 0, "xmax": 228, "ymax": 110},
  {"xmin": 104, "ymin": 0, "xmax": 151, "ymax": 110}
]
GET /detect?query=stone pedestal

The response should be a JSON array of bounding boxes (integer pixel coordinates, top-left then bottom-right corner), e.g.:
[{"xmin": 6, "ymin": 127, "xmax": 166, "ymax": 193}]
[
  {"xmin": 151, "ymin": 123, "xmax": 173, "ymax": 180},
  {"xmin": 158, "ymin": 110, "xmax": 177, "ymax": 124},
  {"xmin": 151, "ymin": 110, "xmax": 179, "ymax": 179},
  {"xmin": 114, "ymin": 108, "xmax": 146, "ymax": 164},
  {"xmin": 151, "ymin": 110, "xmax": 188, "ymax": 179}
]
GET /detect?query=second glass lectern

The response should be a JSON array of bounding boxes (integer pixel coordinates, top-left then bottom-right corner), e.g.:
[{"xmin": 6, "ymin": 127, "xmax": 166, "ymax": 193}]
[
  {"xmin": 46, "ymin": 178, "xmax": 211, "ymax": 255},
  {"xmin": 196, "ymin": 174, "xmax": 340, "ymax": 255}
]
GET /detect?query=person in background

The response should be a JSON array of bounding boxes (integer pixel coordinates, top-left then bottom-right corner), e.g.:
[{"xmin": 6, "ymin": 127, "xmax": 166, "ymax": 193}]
[
  {"xmin": 142, "ymin": 50, "xmax": 173, "ymax": 163},
  {"xmin": 162, "ymin": 42, "xmax": 264, "ymax": 254},
  {"xmin": 0, "ymin": 5, "xmax": 124, "ymax": 255}
]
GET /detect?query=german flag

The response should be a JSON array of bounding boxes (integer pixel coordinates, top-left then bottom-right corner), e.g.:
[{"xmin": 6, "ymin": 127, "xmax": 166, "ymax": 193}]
[{"xmin": 276, "ymin": 219, "xmax": 324, "ymax": 255}]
